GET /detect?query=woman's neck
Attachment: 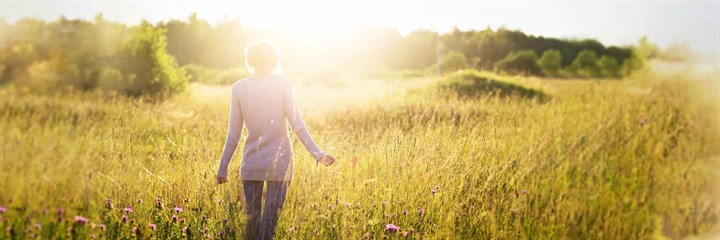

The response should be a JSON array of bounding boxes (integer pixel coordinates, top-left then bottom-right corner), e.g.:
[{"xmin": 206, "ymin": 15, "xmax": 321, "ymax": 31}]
[{"xmin": 249, "ymin": 72, "xmax": 272, "ymax": 81}]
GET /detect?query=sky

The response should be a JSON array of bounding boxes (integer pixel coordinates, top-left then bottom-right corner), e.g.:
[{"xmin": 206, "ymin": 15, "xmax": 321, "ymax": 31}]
[{"xmin": 1, "ymin": 0, "xmax": 719, "ymax": 53}]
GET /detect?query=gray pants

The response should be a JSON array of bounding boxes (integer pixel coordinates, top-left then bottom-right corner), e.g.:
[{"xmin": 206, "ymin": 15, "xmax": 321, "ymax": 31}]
[{"xmin": 242, "ymin": 180, "xmax": 290, "ymax": 240}]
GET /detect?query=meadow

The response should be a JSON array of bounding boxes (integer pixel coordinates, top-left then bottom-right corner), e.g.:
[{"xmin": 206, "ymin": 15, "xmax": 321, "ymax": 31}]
[{"xmin": 0, "ymin": 67, "xmax": 718, "ymax": 239}]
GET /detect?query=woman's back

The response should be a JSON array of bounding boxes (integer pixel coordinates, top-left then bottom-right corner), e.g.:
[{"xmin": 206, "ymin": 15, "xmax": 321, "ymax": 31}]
[{"xmin": 220, "ymin": 74, "xmax": 323, "ymax": 181}]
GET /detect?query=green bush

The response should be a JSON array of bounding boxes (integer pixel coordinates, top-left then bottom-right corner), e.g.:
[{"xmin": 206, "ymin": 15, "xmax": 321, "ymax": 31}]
[
  {"xmin": 538, "ymin": 49, "xmax": 562, "ymax": 77},
  {"xmin": 440, "ymin": 51, "xmax": 469, "ymax": 73},
  {"xmin": 116, "ymin": 22, "xmax": 188, "ymax": 97},
  {"xmin": 597, "ymin": 55, "xmax": 620, "ymax": 78},
  {"xmin": 493, "ymin": 50, "xmax": 541, "ymax": 76},
  {"xmin": 571, "ymin": 49, "xmax": 600, "ymax": 77}
]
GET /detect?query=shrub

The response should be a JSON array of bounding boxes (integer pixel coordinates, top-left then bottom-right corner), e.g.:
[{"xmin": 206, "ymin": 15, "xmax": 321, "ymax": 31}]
[
  {"xmin": 440, "ymin": 51, "xmax": 469, "ymax": 73},
  {"xmin": 597, "ymin": 55, "xmax": 620, "ymax": 78},
  {"xmin": 571, "ymin": 49, "xmax": 600, "ymax": 77},
  {"xmin": 493, "ymin": 50, "xmax": 541, "ymax": 76},
  {"xmin": 185, "ymin": 64, "xmax": 248, "ymax": 85},
  {"xmin": 538, "ymin": 49, "xmax": 562, "ymax": 77},
  {"xmin": 116, "ymin": 22, "xmax": 188, "ymax": 97}
]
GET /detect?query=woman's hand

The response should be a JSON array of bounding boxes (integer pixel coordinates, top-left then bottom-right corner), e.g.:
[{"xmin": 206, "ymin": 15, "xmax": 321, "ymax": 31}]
[
  {"xmin": 216, "ymin": 175, "xmax": 228, "ymax": 184},
  {"xmin": 320, "ymin": 154, "xmax": 336, "ymax": 166}
]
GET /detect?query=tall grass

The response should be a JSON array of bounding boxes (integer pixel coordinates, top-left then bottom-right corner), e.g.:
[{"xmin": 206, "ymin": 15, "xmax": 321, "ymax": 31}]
[{"xmin": 0, "ymin": 70, "xmax": 717, "ymax": 239}]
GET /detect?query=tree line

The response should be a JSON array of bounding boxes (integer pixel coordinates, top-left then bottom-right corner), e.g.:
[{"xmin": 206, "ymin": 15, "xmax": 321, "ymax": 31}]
[{"xmin": 0, "ymin": 14, "xmax": 655, "ymax": 97}]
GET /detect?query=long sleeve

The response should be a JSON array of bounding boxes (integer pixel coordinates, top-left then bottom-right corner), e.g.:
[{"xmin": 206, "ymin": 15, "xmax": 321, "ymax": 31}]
[
  {"xmin": 217, "ymin": 86, "xmax": 244, "ymax": 177},
  {"xmin": 283, "ymin": 81, "xmax": 324, "ymax": 162}
]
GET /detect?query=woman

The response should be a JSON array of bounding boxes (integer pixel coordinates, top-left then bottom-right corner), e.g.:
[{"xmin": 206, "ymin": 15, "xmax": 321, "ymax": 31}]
[{"xmin": 216, "ymin": 41, "xmax": 336, "ymax": 240}]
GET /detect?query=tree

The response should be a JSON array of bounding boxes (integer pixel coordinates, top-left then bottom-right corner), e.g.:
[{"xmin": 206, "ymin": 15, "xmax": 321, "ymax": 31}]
[
  {"xmin": 571, "ymin": 49, "xmax": 600, "ymax": 77},
  {"xmin": 493, "ymin": 50, "xmax": 541, "ymax": 76},
  {"xmin": 597, "ymin": 55, "xmax": 620, "ymax": 78},
  {"xmin": 538, "ymin": 49, "xmax": 562, "ymax": 76},
  {"xmin": 117, "ymin": 22, "xmax": 188, "ymax": 97}
]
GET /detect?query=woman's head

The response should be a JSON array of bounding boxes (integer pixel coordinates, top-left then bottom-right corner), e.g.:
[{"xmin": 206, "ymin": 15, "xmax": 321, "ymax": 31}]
[{"xmin": 244, "ymin": 41, "xmax": 280, "ymax": 75}]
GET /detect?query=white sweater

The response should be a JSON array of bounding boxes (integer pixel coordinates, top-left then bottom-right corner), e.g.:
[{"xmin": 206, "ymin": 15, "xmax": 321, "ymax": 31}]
[{"xmin": 216, "ymin": 74, "xmax": 324, "ymax": 181}]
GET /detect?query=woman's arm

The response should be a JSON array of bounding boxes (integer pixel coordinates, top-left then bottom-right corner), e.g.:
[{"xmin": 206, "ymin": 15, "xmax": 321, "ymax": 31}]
[
  {"xmin": 217, "ymin": 85, "xmax": 244, "ymax": 183},
  {"xmin": 282, "ymin": 80, "xmax": 326, "ymax": 163}
]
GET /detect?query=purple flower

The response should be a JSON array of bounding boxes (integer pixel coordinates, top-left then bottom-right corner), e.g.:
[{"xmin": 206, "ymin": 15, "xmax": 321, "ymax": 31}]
[
  {"xmin": 201, "ymin": 215, "xmax": 208, "ymax": 222},
  {"xmin": 183, "ymin": 226, "xmax": 190, "ymax": 235},
  {"xmin": 402, "ymin": 231, "xmax": 410, "ymax": 237},
  {"xmin": 57, "ymin": 208, "xmax": 65, "ymax": 217},
  {"xmin": 402, "ymin": 210, "xmax": 408, "ymax": 215},
  {"xmin": 137, "ymin": 198, "xmax": 142, "ymax": 204},
  {"xmin": 121, "ymin": 214, "xmax": 128, "ymax": 223},
  {"xmin": 149, "ymin": 223, "xmax": 156, "ymax": 231},
  {"xmin": 173, "ymin": 206, "xmax": 183, "ymax": 213},
  {"xmin": 0, "ymin": 206, "xmax": 6, "ymax": 214},
  {"xmin": 418, "ymin": 208, "xmax": 425, "ymax": 216},
  {"xmin": 133, "ymin": 227, "xmax": 140, "ymax": 235},
  {"xmin": 385, "ymin": 224, "xmax": 401, "ymax": 233},
  {"xmin": 639, "ymin": 117, "xmax": 649, "ymax": 126},
  {"xmin": 123, "ymin": 206, "xmax": 133, "ymax": 214},
  {"xmin": 222, "ymin": 218, "xmax": 228, "ymax": 224},
  {"xmin": 33, "ymin": 223, "xmax": 41, "ymax": 230},
  {"xmin": 74, "ymin": 216, "xmax": 90, "ymax": 225},
  {"xmin": 98, "ymin": 224, "xmax": 106, "ymax": 231},
  {"xmin": 380, "ymin": 201, "xmax": 387, "ymax": 207},
  {"xmin": 172, "ymin": 214, "xmax": 179, "ymax": 223}
]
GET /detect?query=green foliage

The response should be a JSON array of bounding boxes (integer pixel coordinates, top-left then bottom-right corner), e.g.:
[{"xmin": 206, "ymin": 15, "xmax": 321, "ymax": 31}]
[
  {"xmin": 538, "ymin": 49, "xmax": 562, "ymax": 76},
  {"xmin": 493, "ymin": 50, "xmax": 541, "ymax": 76},
  {"xmin": 597, "ymin": 55, "xmax": 620, "ymax": 78},
  {"xmin": 117, "ymin": 22, "xmax": 188, "ymax": 97},
  {"xmin": 571, "ymin": 49, "xmax": 600, "ymax": 77},
  {"xmin": 440, "ymin": 51, "xmax": 469, "ymax": 73},
  {"xmin": 620, "ymin": 48, "xmax": 648, "ymax": 77}
]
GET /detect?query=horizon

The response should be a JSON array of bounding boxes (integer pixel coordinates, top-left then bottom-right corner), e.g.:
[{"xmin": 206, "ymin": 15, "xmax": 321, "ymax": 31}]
[{"xmin": 1, "ymin": 1, "xmax": 719, "ymax": 53}]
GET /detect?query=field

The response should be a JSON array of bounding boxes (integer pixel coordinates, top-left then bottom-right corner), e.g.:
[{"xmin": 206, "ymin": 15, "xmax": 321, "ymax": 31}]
[{"xmin": 0, "ymin": 67, "xmax": 718, "ymax": 239}]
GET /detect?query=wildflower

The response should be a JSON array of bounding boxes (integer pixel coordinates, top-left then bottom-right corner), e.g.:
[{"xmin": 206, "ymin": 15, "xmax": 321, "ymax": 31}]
[
  {"xmin": 90, "ymin": 234, "xmax": 97, "ymax": 239},
  {"xmin": 149, "ymin": 223, "xmax": 156, "ymax": 231},
  {"xmin": 418, "ymin": 208, "xmax": 425, "ymax": 216},
  {"xmin": 74, "ymin": 216, "xmax": 90, "ymax": 225},
  {"xmin": 202, "ymin": 215, "xmax": 208, "ymax": 222},
  {"xmin": 432, "ymin": 189, "xmax": 437, "ymax": 195},
  {"xmin": 205, "ymin": 234, "xmax": 212, "ymax": 239},
  {"xmin": 351, "ymin": 157, "xmax": 358, "ymax": 166},
  {"xmin": 380, "ymin": 201, "xmax": 387, "ymax": 207},
  {"xmin": 385, "ymin": 224, "xmax": 400, "ymax": 233},
  {"xmin": 173, "ymin": 206, "xmax": 183, "ymax": 213},
  {"xmin": 343, "ymin": 202, "xmax": 352, "ymax": 208},
  {"xmin": 183, "ymin": 226, "xmax": 190, "ymax": 235},
  {"xmin": 137, "ymin": 198, "xmax": 142, "ymax": 204},
  {"xmin": 402, "ymin": 210, "xmax": 408, "ymax": 215},
  {"xmin": 57, "ymin": 208, "xmax": 65, "ymax": 218},
  {"xmin": 218, "ymin": 198, "xmax": 224, "ymax": 204},
  {"xmin": 640, "ymin": 117, "xmax": 649, "ymax": 126},
  {"xmin": 105, "ymin": 198, "xmax": 113, "ymax": 209},
  {"xmin": 98, "ymin": 224, "xmax": 106, "ymax": 231},
  {"xmin": 123, "ymin": 206, "xmax": 133, "ymax": 214},
  {"xmin": 122, "ymin": 215, "xmax": 128, "ymax": 223},
  {"xmin": 133, "ymin": 227, "xmax": 140, "ymax": 235},
  {"xmin": 0, "ymin": 206, "xmax": 6, "ymax": 214},
  {"xmin": 34, "ymin": 223, "xmax": 41, "ymax": 230},
  {"xmin": 222, "ymin": 219, "xmax": 228, "ymax": 224},
  {"xmin": 288, "ymin": 226, "xmax": 295, "ymax": 233},
  {"xmin": 402, "ymin": 231, "xmax": 410, "ymax": 237},
  {"xmin": 184, "ymin": 198, "xmax": 190, "ymax": 203}
]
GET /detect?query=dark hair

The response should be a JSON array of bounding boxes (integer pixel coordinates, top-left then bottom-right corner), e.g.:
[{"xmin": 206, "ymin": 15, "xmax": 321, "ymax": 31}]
[{"xmin": 244, "ymin": 41, "xmax": 280, "ymax": 74}]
